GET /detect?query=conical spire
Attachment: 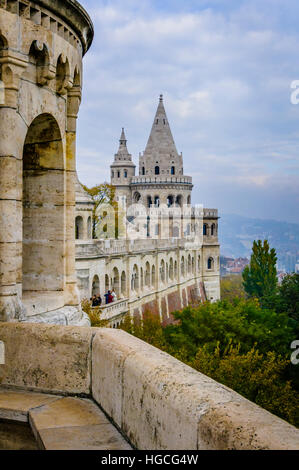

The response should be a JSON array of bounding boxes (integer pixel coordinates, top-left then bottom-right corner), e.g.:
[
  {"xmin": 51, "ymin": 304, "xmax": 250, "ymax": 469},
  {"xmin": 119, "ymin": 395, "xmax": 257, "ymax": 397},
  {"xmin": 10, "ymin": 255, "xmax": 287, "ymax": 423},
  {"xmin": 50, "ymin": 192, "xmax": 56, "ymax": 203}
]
[
  {"xmin": 143, "ymin": 95, "xmax": 179, "ymax": 159},
  {"xmin": 114, "ymin": 128, "xmax": 132, "ymax": 161}
]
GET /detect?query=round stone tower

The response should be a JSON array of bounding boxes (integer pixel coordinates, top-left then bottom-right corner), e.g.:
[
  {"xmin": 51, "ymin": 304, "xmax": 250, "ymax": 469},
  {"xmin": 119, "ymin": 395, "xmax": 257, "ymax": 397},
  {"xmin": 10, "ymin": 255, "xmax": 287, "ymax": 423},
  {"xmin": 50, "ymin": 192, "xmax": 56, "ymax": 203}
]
[
  {"xmin": 110, "ymin": 128, "xmax": 136, "ymax": 207},
  {"xmin": 0, "ymin": 0, "xmax": 93, "ymax": 324}
]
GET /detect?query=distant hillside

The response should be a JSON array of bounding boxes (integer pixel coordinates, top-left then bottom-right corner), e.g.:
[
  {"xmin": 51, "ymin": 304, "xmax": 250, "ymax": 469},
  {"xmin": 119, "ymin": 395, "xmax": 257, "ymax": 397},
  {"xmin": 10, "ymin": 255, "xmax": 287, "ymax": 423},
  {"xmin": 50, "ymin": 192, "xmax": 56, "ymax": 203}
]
[{"xmin": 219, "ymin": 214, "xmax": 299, "ymax": 272}]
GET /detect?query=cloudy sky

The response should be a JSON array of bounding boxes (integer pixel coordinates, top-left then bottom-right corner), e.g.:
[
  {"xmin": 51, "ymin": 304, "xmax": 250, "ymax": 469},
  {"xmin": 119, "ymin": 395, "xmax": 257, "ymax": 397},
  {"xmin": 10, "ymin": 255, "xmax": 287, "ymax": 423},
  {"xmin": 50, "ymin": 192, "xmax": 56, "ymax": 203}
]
[{"xmin": 77, "ymin": 0, "xmax": 299, "ymax": 223}]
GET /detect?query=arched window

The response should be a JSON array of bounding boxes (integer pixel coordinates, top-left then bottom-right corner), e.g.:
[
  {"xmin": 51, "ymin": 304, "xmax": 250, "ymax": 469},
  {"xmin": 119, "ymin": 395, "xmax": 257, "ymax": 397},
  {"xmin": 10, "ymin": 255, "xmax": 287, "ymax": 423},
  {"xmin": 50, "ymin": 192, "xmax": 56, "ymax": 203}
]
[
  {"xmin": 124, "ymin": 170, "xmax": 128, "ymax": 178},
  {"xmin": 169, "ymin": 258, "xmax": 174, "ymax": 281},
  {"xmin": 112, "ymin": 267, "xmax": 120, "ymax": 297},
  {"xmin": 160, "ymin": 260, "xmax": 165, "ymax": 283},
  {"xmin": 171, "ymin": 166, "xmax": 175, "ymax": 175},
  {"xmin": 198, "ymin": 255, "xmax": 201, "ymax": 270},
  {"xmin": 142, "ymin": 167, "xmax": 145, "ymax": 175},
  {"xmin": 181, "ymin": 256, "xmax": 185, "ymax": 276},
  {"xmin": 147, "ymin": 196, "xmax": 152, "ymax": 208},
  {"xmin": 105, "ymin": 274, "xmax": 110, "ymax": 292},
  {"xmin": 151, "ymin": 265, "xmax": 156, "ymax": 287},
  {"xmin": 211, "ymin": 224, "xmax": 215, "ymax": 236},
  {"xmin": 145, "ymin": 262, "xmax": 151, "ymax": 287},
  {"xmin": 75, "ymin": 216, "xmax": 83, "ymax": 239},
  {"xmin": 154, "ymin": 196, "xmax": 160, "ymax": 207},
  {"xmin": 167, "ymin": 195, "xmax": 174, "ymax": 207},
  {"xmin": 117, "ymin": 171, "xmax": 120, "ymax": 178},
  {"xmin": 203, "ymin": 224, "xmax": 208, "ymax": 236},
  {"xmin": 121, "ymin": 271, "xmax": 126, "ymax": 297},
  {"xmin": 174, "ymin": 260, "xmax": 178, "ymax": 278},
  {"xmin": 91, "ymin": 275, "xmax": 100, "ymax": 297},
  {"xmin": 208, "ymin": 257, "xmax": 214, "ymax": 270},
  {"xmin": 155, "ymin": 166, "xmax": 160, "ymax": 175},
  {"xmin": 188, "ymin": 254, "xmax": 192, "ymax": 274},
  {"xmin": 133, "ymin": 192, "xmax": 141, "ymax": 203},
  {"xmin": 176, "ymin": 195, "xmax": 182, "ymax": 207},
  {"xmin": 187, "ymin": 195, "xmax": 191, "ymax": 205}
]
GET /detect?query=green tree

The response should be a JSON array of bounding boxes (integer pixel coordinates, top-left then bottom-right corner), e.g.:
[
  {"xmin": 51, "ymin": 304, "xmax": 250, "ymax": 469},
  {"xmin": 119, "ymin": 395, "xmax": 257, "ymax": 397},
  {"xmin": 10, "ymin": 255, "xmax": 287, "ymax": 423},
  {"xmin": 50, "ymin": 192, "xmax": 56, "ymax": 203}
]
[
  {"xmin": 221, "ymin": 274, "xmax": 246, "ymax": 302},
  {"xmin": 82, "ymin": 183, "xmax": 117, "ymax": 239},
  {"xmin": 242, "ymin": 240, "xmax": 277, "ymax": 305},
  {"xmin": 191, "ymin": 342, "xmax": 299, "ymax": 427}
]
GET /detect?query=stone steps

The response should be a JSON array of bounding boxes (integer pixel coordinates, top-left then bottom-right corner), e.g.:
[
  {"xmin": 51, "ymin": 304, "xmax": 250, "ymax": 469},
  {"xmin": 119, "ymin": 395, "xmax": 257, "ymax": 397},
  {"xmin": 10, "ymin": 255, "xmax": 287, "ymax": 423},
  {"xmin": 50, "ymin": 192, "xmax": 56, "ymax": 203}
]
[{"xmin": 0, "ymin": 387, "xmax": 131, "ymax": 450}]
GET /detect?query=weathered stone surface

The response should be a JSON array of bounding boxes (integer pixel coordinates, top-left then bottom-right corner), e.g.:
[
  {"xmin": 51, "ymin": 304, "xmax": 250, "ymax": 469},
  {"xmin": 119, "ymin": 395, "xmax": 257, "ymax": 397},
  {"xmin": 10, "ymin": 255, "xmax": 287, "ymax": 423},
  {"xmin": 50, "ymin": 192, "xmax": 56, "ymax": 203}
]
[
  {"xmin": 0, "ymin": 0, "xmax": 93, "ymax": 324},
  {"xmin": 92, "ymin": 328, "xmax": 299, "ymax": 450},
  {"xmin": 0, "ymin": 323, "xmax": 95, "ymax": 394},
  {"xmin": 29, "ymin": 397, "xmax": 131, "ymax": 450},
  {"xmin": 0, "ymin": 387, "xmax": 60, "ymax": 422}
]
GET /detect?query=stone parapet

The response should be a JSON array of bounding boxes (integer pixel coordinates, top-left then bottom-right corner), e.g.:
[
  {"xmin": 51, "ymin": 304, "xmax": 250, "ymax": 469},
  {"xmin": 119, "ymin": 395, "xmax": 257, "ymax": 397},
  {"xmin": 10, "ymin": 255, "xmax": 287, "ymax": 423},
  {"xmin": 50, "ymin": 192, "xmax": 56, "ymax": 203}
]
[{"xmin": 0, "ymin": 323, "xmax": 299, "ymax": 450}]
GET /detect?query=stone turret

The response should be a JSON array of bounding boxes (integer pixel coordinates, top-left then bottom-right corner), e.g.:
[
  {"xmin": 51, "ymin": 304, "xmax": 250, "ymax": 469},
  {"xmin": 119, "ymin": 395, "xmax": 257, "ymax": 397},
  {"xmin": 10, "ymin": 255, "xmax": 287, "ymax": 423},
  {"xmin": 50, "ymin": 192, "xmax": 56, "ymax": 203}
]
[{"xmin": 111, "ymin": 128, "xmax": 135, "ymax": 206}]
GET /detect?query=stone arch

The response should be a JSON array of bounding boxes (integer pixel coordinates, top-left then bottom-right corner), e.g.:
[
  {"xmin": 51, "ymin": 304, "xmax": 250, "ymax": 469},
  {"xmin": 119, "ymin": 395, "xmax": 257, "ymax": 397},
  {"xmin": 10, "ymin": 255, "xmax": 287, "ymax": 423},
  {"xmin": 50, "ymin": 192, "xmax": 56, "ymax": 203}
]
[
  {"xmin": 75, "ymin": 216, "xmax": 83, "ymax": 239},
  {"xmin": 207, "ymin": 257, "xmax": 214, "ymax": 270},
  {"xmin": 112, "ymin": 267, "xmax": 120, "ymax": 297},
  {"xmin": 176, "ymin": 195, "xmax": 182, "ymax": 207},
  {"xmin": 22, "ymin": 113, "xmax": 64, "ymax": 298},
  {"xmin": 28, "ymin": 41, "xmax": 52, "ymax": 86},
  {"xmin": 132, "ymin": 264, "xmax": 139, "ymax": 291},
  {"xmin": 167, "ymin": 195, "xmax": 174, "ymax": 207},
  {"xmin": 133, "ymin": 191, "xmax": 141, "ymax": 203},
  {"xmin": 187, "ymin": 195, "xmax": 191, "ymax": 205},
  {"xmin": 188, "ymin": 254, "xmax": 192, "ymax": 274},
  {"xmin": 145, "ymin": 262, "xmax": 151, "ymax": 287},
  {"xmin": 169, "ymin": 258, "xmax": 174, "ymax": 281},
  {"xmin": 181, "ymin": 256, "xmax": 185, "ymax": 276},
  {"xmin": 105, "ymin": 274, "xmax": 110, "ymax": 292},
  {"xmin": 56, "ymin": 54, "xmax": 71, "ymax": 95},
  {"xmin": 73, "ymin": 65, "xmax": 81, "ymax": 89},
  {"xmin": 151, "ymin": 265, "xmax": 156, "ymax": 287},
  {"xmin": 160, "ymin": 259, "xmax": 165, "ymax": 283},
  {"xmin": 91, "ymin": 275, "xmax": 100, "ymax": 296},
  {"xmin": 121, "ymin": 271, "xmax": 126, "ymax": 297}
]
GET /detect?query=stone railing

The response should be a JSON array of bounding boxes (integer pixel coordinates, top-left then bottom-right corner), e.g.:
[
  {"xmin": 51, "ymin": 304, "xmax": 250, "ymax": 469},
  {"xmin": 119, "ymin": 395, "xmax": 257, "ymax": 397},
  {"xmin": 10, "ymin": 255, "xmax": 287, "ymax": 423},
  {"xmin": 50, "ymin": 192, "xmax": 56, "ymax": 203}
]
[
  {"xmin": 76, "ymin": 237, "xmax": 202, "ymax": 259},
  {"xmin": 203, "ymin": 208, "xmax": 218, "ymax": 218},
  {"xmin": 0, "ymin": 323, "xmax": 299, "ymax": 450},
  {"xmin": 131, "ymin": 175, "xmax": 193, "ymax": 185},
  {"xmin": 100, "ymin": 299, "xmax": 129, "ymax": 320}
]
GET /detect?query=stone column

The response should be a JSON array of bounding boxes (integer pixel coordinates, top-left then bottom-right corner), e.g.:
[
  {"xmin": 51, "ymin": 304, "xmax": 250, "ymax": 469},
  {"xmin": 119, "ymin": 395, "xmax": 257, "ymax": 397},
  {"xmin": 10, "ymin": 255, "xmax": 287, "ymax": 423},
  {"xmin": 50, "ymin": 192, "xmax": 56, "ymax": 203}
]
[
  {"xmin": 0, "ymin": 55, "xmax": 28, "ymax": 321},
  {"xmin": 64, "ymin": 85, "xmax": 81, "ymax": 306}
]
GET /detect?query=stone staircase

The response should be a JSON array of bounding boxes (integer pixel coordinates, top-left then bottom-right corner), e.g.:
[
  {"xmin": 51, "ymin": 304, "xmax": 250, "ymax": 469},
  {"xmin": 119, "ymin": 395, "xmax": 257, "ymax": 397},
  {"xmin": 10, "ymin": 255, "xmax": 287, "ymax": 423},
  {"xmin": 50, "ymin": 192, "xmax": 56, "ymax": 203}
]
[{"xmin": 0, "ymin": 387, "xmax": 132, "ymax": 450}]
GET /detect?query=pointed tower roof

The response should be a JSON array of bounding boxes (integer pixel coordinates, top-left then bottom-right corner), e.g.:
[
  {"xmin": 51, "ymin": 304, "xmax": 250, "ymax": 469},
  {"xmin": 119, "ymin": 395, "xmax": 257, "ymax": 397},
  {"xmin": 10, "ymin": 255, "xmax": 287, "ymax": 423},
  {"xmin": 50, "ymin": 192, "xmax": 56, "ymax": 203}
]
[
  {"xmin": 114, "ymin": 128, "xmax": 133, "ymax": 162},
  {"xmin": 111, "ymin": 128, "xmax": 135, "ymax": 168},
  {"xmin": 143, "ymin": 95, "xmax": 179, "ymax": 159}
]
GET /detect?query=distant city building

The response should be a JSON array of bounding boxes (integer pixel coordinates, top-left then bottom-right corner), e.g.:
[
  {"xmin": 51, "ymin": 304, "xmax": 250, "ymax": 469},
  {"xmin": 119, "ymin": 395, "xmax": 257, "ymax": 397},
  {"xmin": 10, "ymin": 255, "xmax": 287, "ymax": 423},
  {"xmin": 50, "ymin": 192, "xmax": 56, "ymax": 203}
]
[{"xmin": 220, "ymin": 257, "xmax": 249, "ymax": 276}]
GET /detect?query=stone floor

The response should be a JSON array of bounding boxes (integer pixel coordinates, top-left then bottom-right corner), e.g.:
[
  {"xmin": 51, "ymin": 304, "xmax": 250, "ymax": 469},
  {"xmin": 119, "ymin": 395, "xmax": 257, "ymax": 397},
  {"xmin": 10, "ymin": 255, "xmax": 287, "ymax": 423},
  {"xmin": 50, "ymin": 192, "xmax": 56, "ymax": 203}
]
[{"xmin": 0, "ymin": 387, "xmax": 132, "ymax": 450}]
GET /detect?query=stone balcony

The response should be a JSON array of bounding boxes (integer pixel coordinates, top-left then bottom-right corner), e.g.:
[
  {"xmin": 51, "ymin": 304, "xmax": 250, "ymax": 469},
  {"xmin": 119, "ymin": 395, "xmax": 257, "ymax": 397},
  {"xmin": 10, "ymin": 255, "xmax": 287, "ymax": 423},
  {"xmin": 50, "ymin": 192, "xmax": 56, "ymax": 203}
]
[{"xmin": 100, "ymin": 299, "xmax": 129, "ymax": 321}]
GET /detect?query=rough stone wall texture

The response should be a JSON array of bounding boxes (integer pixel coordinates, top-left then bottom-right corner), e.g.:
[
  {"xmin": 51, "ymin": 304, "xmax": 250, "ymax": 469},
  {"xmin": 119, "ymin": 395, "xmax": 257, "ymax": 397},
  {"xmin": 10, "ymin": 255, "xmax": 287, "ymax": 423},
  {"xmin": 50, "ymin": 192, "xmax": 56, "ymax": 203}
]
[
  {"xmin": 0, "ymin": 322, "xmax": 95, "ymax": 395},
  {"xmin": 0, "ymin": 0, "xmax": 93, "ymax": 325},
  {"xmin": 1, "ymin": 323, "xmax": 299, "ymax": 450},
  {"xmin": 92, "ymin": 328, "xmax": 299, "ymax": 450}
]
